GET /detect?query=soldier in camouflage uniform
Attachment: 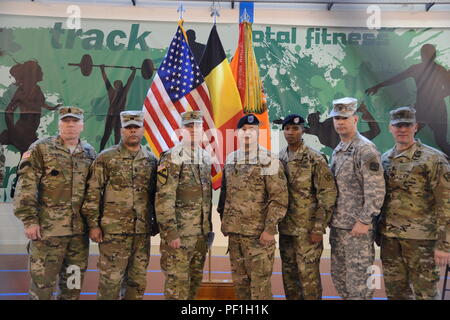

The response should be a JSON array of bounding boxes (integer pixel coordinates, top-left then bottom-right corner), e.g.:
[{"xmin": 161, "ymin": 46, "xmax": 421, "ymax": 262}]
[
  {"xmin": 0, "ymin": 143, "xmax": 5, "ymax": 188},
  {"xmin": 218, "ymin": 114, "xmax": 289, "ymax": 300},
  {"xmin": 156, "ymin": 111, "xmax": 212, "ymax": 300},
  {"xmin": 329, "ymin": 98, "xmax": 385, "ymax": 300},
  {"xmin": 380, "ymin": 106, "xmax": 450, "ymax": 300},
  {"xmin": 14, "ymin": 106, "xmax": 96, "ymax": 300},
  {"xmin": 82, "ymin": 111, "xmax": 158, "ymax": 300},
  {"xmin": 278, "ymin": 114, "xmax": 337, "ymax": 300}
]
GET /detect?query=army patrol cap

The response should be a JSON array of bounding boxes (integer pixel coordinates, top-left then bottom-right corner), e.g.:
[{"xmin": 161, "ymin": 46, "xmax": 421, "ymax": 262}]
[
  {"xmin": 181, "ymin": 110, "xmax": 203, "ymax": 126},
  {"xmin": 329, "ymin": 97, "xmax": 358, "ymax": 118},
  {"xmin": 282, "ymin": 114, "xmax": 305, "ymax": 130},
  {"xmin": 237, "ymin": 113, "xmax": 260, "ymax": 129},
  {"xmin": 120, "ymin": 111, "xmax": 144, "ymax": 128},
  {"xmin": 390, "ymin": 106, "xmax": 416, "ymax": 125},
  {"xmin": 59, "ymin": 106, "xmax": 84, "ymax": 121}
]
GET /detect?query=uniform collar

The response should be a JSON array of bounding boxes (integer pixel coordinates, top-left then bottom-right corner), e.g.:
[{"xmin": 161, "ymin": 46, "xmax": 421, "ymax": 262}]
[
  {"xmin": 119, "ymin": 142, "xmax": 145, "ymax": 160},
  {"xmin": 54, "ymin": 135, "xmax": 84, "ymax": 154},
  {"xmin": 336, "ymin": 132, "xmax": 361, "ymax": 152},
  {"xmin": 389, "ymin": 140, "xmax": 421, "ymax": 160},
  {"xmin": 234, "ymin": 145, "xmax": 271, "ymax": 164},
  {"xmin": 173, "ymin": 142, "xmax": 204, "ymax": 163},
  {"xmin": 285, "ymin": 139, "xmax": 307, "ymax": 161}
]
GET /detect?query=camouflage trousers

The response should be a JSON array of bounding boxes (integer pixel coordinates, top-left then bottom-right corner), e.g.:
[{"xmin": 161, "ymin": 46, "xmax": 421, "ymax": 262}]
[
  {"xmin": 28, "ymin": 234, "xmax": 89, "ymax": 300},
  {"xmin": 97, "ymin": 233, "xmax": 151, "ymax": 300},
  {"xmin": 330, "ymin": 227, "xmax": 375, "ymax": 300},
  {"xmin": 228, "ymin": 234, "xmax": 275, "ymax": 300},
  {"xmin": 380, "ymin": 236, "xmax": 440, "ymax": 300},
  {"xmin": 279, "ymin": 233, "xmax": 323, "ymax": 300},
  {"xmin": 160, "ymin": 235, "xmax": 208, "ymax": 300}
]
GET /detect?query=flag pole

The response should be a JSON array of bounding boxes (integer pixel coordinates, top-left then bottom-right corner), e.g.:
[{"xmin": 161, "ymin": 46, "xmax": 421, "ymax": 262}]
[
  {"xmin": 177, "ymin": 2, "xmax": 185, "ymax": 21},
  {"xmin": 210, "ymin": 1, "xmax": 220, "ymax": 25}
]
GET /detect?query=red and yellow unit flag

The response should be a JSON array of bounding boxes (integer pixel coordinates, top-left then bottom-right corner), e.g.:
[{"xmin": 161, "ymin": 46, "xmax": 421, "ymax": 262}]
[{"xmin": 230, "ymin": 21, "xmax": 271, "ymax": 150}]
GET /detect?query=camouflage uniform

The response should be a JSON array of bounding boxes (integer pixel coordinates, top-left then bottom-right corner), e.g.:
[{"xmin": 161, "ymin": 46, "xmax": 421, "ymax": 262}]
[
  {"xmin": 278, "ymin": 140, "xmax": 337, "ymax": 300},
  {"xmin": 0, "ymin": 144, "xmax": 5, "ymax": 187},
  {"xmin": 218, "ymin": 146, "xmax": 289, "ymax": 300},
  {"xmin": 82, "ymin": 111, "xmax": 158, "ymax": 301},
  {"xmin": 328, "ymin": 98, "xmax": 385, "ymax": 300},
  {"xmin": 156, "ymin": 142, "xmax": 212, "ymax": 300},
  {"xmin": 14, "ymin": 111, "xmax": 96, "ymax": 300},
  {"xmin": 380, "ymin": 140, "xmax": 450, "ymax": 300},
  {"xmin": 329, "ymin": 131, "xmax": 385, "ymax": 300}
]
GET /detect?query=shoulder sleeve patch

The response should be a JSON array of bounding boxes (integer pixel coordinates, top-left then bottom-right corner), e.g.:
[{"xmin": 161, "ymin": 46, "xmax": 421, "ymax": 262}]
[
  {"xmin": 444, "ymin": 172, "xmax": 450, "ymax": 183},
  {"xmin": 21, "ymin": 150, "xmax": 32, "ymax": 160}
]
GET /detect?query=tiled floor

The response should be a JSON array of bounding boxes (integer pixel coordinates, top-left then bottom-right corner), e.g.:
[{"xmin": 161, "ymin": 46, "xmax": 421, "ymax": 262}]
[{"xmin": 0, "ymin": 253, "xmax": 448, "ymax": 300}]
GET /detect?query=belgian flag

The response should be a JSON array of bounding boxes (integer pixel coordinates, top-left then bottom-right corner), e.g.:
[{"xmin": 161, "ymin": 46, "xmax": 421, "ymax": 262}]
[{"xmin": 200, "ymin": 25, "xmax": 244, "ymax": 188}]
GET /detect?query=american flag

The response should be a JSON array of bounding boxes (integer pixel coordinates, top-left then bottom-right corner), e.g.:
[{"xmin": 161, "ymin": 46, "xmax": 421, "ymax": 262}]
[{"xmin": 142, "ymin": 23, "xmax": 222, "ymax": 187}]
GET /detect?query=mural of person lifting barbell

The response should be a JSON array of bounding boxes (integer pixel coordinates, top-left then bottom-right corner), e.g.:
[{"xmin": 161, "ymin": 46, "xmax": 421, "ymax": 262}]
[
  {"xmin": 99, "ymin": 64, "xmax": 136, "ymax": 151},
  {"xmin": 366, "ymin": 43, "xmax": 450, "ymax": 157},
  {"xmin": 68, "ymin": 54, "xmax": 155, "ymax": 151},
  {"xmin": 276, "ymin": 102, "xmax": 380, "ymax": 150},
  {"xmin": 0, "ymin": 60, "xmax": 61, "ymax": 154}
]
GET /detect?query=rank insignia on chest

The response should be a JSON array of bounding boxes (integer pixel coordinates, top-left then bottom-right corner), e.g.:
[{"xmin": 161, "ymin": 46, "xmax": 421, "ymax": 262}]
[
  {"xmin": 157, "ymin": 166, "xmax": 168, "ymax": 185},
  {"xmin": 412, "ymin": 151, "xmax": 422, "ymax": 160},
  {"xmin": 369, "ymin": 162, "xmax": 380, "ymax": 171}
]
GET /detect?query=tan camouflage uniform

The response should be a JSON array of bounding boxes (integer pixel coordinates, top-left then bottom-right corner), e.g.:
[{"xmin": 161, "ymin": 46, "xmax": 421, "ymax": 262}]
[
  {"xmin": 82, "ymin": 139, "xmax": 158, "ymax": 300},
  {"xmin": 156, "ymin": 111, "xmax": 213, "ymax": 300},
  {"xmin": 14, "ymin": 128, "xmax": 96, "ymax": 300},
  {"xmin": 218, "ymin": 147, "xmax": 289, "ymax": 300},
  {"xmin": 380, "ymin": 140, "xmax": 450, "ymax": 300},
  {"xmin": 278, "ymin": 141, "xmax": 337, "ymax": 300},
  {"xmin": 156, "ymin": 142, "xmax": 212, "ymax": 300},
  {"xmin": 330, "ymin": 132, "xmax": 385, "ymax": 300}
]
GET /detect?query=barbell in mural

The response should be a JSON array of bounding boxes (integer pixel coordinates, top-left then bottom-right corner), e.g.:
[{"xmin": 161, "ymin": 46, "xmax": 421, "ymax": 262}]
[{"xmin": 68, "ymin": 54, "xmax": 156, "ymax": 80}]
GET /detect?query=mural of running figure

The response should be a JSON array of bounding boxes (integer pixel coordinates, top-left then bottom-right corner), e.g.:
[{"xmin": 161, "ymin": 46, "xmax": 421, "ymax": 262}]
[
  {"xmin": 0, "ymin": 60, "xmax": 60, "ymax": 154},
  {"xmin": 366, "ymin": 44, "xmax": 450, "ymax": 157},
  {"xmin": 99, "ymin": 64, "xmax": 136, "ymax": 151}
]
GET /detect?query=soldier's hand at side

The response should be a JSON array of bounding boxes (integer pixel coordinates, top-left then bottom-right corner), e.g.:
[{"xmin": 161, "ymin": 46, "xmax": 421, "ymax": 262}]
[
  {"xmin": 25, "ymin": 225, "xmax": 41, "ymax": 240},
  {"xmin": 434, "ymin": 249, "xmax": 450, "ymax": 267},
  {"xmin": 89, "ymin": 227, "xmax": 103, "ymax": 243},
  {"xmin": 259, "ymin": 231, "xmax": 275, "ymax": 246},
  {"xmin": 169, "ymin": 238, "xmax": 181, "ymax": 249},
  {"xmin": 310, "ymin": 232, "xmax": 323, "ymax": 244},
  {"xmin": 350, "ymin": 221, "xmax": 370, "ymax": 237}
]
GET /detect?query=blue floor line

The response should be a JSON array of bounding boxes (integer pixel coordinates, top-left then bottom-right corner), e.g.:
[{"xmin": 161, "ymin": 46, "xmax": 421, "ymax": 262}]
[
  {"xmin": 0, "ymin": 292, "xmax": 390, "ymax": 299},
  {"xmin": 0, "ymin": 269, "xmax": 448, "ymax": 280}
]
